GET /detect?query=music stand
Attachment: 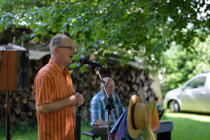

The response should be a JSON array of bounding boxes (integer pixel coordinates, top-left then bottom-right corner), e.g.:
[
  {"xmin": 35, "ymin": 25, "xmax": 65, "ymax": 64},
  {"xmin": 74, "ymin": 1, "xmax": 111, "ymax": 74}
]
[{"xmin": 0, "ymin": 44, "xmax": 29, "ymax": 140}]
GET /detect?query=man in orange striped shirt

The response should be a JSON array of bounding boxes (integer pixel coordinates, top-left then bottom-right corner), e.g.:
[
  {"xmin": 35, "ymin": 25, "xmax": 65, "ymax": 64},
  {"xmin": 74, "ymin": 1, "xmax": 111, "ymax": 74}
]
[{"xmin": 34, "ymin": 34, "xmax": 84, "ymax": 140}]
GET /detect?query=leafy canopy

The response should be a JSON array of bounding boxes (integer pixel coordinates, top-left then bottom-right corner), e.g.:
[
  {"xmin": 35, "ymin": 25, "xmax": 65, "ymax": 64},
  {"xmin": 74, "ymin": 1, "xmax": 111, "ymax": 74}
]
[{"xmin": 0, "ymin": 0, "xmax": 209, "ymax": 70}]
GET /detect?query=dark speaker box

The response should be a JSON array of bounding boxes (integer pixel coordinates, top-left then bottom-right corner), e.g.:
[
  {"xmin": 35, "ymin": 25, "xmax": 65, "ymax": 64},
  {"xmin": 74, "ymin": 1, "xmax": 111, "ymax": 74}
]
[{"xmin": 0, "ymin": 50, "xmax": 29, "ymax": 91}]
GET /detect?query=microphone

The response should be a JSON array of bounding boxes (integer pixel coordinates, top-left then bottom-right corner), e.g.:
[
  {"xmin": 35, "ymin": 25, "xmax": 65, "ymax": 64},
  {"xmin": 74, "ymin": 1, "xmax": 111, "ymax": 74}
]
[{"xmin": 80, "ymin": 58, "xmax": 102, "ymax": 68}]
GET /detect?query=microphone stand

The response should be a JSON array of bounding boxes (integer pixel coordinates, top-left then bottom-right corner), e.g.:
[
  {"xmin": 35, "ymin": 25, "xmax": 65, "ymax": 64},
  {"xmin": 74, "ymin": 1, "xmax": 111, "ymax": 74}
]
[
  {"xmin": 93, "ymin": 65, "xmax": 116, "ymax": 140},
  {"xmin": 75, "ymin": 90, "xmax": 83, "ymax": 140}
]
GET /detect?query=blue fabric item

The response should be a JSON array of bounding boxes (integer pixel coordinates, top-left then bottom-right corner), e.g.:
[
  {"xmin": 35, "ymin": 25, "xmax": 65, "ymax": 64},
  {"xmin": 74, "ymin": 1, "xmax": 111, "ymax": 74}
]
[
  {"xmin": 90, "ymin": 91, "xmax": 124, "ymax": 126},
  {"xmin": 109, "ymin": 108, "xmax": 133, "ymax": 140}
]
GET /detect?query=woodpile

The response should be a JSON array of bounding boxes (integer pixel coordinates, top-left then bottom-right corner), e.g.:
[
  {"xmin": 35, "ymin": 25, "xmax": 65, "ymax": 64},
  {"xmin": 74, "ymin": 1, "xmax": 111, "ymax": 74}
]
[
  {"xmin": 0, "ymin": 90, "xmax": 36, "ymax": 124},
  {"xmin": 72, "ymin": 59, "xmax": 157, "ymax": 121},
  {"xmin": 0, "ymin": 56, "xmax": 157, "ymax": 123}
]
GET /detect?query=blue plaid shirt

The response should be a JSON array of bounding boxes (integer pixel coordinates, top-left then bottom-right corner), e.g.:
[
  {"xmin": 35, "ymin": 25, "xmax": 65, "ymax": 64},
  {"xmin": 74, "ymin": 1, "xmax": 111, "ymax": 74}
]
[{"xmin": 90, "ymin": 91, "xmax": 123, "ymax": 126}]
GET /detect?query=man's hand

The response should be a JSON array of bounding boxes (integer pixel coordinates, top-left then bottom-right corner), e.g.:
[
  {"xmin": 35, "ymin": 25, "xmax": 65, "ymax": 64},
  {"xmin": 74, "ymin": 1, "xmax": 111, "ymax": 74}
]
[
  {"xmin": 37, "ymin": 93, "xmax": 84, "ymax": 114},
  {"xmin": 75, "ymin": 92, "xmax": 84, "ymax": 106},
  {"xmin": 69, "ymin": 94, "xmax": 79, "ymax": 106},
  {"xmin": 95, "ymin": 119, "xmax": 106, "ymax": 126}
]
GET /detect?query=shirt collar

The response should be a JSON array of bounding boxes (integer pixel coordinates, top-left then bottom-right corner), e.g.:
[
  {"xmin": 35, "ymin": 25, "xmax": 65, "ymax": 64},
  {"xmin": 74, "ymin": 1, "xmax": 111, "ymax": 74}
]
[
  {"xmin": 63, "ymin": 67, "xmax": 70, "ymax": 77},
  {"xmin": 49, "ymin": 58, "xmax": 69, "ymax": 76}
]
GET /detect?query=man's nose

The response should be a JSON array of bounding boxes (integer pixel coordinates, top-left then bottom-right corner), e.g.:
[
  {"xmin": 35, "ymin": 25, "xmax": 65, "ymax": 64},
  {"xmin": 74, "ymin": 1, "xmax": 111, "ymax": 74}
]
[{"xmin": 73, "ymin": 49, "xmax": 77, "ymax": 55}]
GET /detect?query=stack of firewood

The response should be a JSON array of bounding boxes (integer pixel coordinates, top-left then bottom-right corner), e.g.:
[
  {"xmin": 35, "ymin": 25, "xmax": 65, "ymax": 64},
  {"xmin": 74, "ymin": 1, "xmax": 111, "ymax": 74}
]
[
  {"xmin": 71, "ymin": 60, "xmax": 157, "ymax": 121},
  {"xmin": 0, "ymin": 56, "xmax": 157, "ymax": 123},
  {"xmin": 0, "ymin": 90, "xmax": 36, "ymax": 124}
]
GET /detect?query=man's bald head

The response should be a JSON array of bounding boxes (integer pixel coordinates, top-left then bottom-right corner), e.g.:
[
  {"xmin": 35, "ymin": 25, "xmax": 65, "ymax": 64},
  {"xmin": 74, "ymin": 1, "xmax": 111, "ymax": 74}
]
[
  {"xmin": 49, "ymin": 34, "xmax": 72, "ymax": 55},
  {"xmin": 101, "ymin": 77, "xmax": 115, "ymax": 96}
]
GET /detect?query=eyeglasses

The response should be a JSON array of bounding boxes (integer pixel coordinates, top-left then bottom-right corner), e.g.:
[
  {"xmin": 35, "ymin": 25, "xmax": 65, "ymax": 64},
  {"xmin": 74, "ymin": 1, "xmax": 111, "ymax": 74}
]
[{"xmin": 57, "ymin": 46, "xmax": 77, "ymax": 51}]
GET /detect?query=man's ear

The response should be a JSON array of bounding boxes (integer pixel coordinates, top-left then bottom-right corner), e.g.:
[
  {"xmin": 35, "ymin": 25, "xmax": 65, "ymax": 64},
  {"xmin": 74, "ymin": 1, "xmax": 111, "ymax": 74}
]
[{"xmin": 54, "ymin": 47, "xmax": 59, "ymax": 54}]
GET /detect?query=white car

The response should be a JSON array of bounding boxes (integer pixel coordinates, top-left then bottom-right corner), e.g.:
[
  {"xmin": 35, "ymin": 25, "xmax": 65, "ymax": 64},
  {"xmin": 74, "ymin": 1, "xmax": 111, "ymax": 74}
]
[{"xmin": 163, "ymin": 72, "xmax": 210, "ymax": 113}]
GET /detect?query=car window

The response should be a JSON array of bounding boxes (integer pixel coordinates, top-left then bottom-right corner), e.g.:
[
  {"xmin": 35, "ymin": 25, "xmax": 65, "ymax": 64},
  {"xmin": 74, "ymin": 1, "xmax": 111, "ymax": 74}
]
[{"xmin": 185, "ymin": 76, "xmax": 206, "ymax": 89}]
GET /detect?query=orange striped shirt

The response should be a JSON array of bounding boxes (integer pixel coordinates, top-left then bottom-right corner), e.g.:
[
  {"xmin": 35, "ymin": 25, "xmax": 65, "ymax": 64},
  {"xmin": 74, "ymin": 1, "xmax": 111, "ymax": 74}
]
[{"xmin": 34, "ymin": 59, "xmax": 75, "ymax": 140}]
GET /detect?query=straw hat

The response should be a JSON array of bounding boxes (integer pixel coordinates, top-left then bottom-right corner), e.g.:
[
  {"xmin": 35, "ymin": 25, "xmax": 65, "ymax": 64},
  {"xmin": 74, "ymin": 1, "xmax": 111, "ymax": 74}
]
[{"xmin": 127, "ymin": 95, "xmax": 151, "ymax": 138}]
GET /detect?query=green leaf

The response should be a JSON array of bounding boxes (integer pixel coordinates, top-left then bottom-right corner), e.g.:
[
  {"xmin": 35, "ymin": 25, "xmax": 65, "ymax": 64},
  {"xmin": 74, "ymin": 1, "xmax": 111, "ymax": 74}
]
[{"xmin": 33, "ymin": 36, "xmax": 39, "ymax": 42}]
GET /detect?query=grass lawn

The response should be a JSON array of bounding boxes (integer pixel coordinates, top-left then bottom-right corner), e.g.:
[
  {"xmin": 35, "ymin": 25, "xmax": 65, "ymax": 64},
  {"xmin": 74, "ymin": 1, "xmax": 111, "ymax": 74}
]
[
  {"xmin": 0, "ymin": 120, "xmax": 98, "ymax": 140},
  {"xmin": 0, "ymin": 122, "xmax": 38, "ymax": 140},
  {"xmin": 162, "ymin": 111, "xmax": 210, "ymax": 140},
  {"xmin": 1, "ymin": 111, "xmax": 210, "ymax": 140}
]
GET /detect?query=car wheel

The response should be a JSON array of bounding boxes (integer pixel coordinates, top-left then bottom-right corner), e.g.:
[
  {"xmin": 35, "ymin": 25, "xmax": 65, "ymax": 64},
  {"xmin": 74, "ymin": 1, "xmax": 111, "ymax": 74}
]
[{"xmin": 169, "ymin": 100, "xmax": 180, "ymax": 112}]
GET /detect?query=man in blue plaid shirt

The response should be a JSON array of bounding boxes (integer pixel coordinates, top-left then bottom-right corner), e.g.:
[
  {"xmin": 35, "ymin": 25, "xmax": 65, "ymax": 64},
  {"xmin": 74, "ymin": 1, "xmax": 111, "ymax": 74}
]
[{"xmin": 90, "ymin": 77, "xmax": 124, "ymax": 126}]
